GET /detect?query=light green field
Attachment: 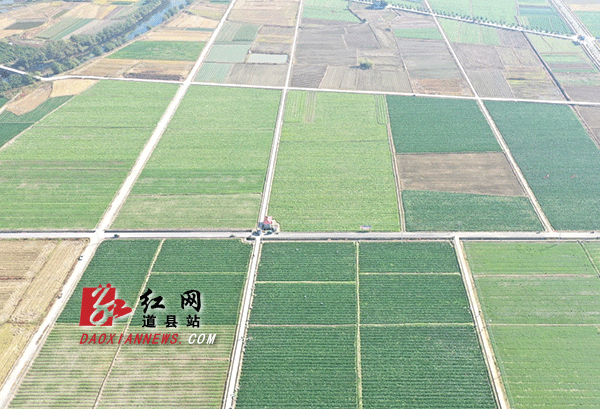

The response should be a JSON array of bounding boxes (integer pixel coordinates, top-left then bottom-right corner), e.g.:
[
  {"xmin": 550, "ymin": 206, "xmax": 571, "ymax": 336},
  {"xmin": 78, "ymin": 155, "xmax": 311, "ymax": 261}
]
[
  {"xmin": 465, "ymin": 241, "xmax": 595, "ymax": 275},
  {"xmin": 269, "ymin": 91, "xmax": 400, "ymax": 232},
  {"xmin": 402, "ymin": 190, "xmax": 543, "ymax": 232},
  {"xmin": 576, "ymin": 11, "xmax": 600, "ymax": 38},
  {"xmin": 108, "ymin": 40, "xmax": 205, "ymax": 61},
  {"xmin": 194, "ymin": 62, "xmax": 233, "ymax": 82},
  {"xmin": 302, "ymin": 0, "xmax": 359, "ymax": 22},
  {"xmin": 205, "ymin": 44, "xmax": 251, "ymax": 63},
  {"xmin": 439, "ymin": 18, "xmax": 501, "ymax": 45},
  {"xmin": 469, "ymin": 241, "xmax": 600, "ymax": 408},
  {"xmin": 113, "ymin": 85, "xmax": 280, "ymax": 229},
  {"xmin": 0, "ymin": 81, "xmax": 177, "ymax": 229},
  {"xmin": 428, "ymin": 0, "xmax": 517, "ymax": 23}
]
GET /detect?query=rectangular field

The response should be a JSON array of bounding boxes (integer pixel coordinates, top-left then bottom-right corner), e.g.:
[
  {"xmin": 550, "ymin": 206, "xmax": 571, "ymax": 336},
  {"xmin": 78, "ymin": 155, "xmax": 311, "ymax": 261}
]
[
  {"xmin": 10, "ymin": 239, "xmax": 251, "ymax": 408},
  {"xmin": 486, "ymin": 101, "xmax": 600, "ymax": 230},
  {"xmin": 112, "ymin": 85, "xmax": 280, "ymax": 230},
  {"xmin": 237, "ymin": 240, "xmax": 497, "ymax": 408},
  {"xmin": 269, "ymin": 91, "xmax": 400, "ymax": 232},
  {"xmin": 467, "ymin": 241, "xmax": 600, "ymax": 408},
  {"xmin": 108, "ymin": 40, "xmax": 205, "ymax": 61},
  {"xmin": 0, "ymin": 81, "xmax": 177, "ymax": 230}
]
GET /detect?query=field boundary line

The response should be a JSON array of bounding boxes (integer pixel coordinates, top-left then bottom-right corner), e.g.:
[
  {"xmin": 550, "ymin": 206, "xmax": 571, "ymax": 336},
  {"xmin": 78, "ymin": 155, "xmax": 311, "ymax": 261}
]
[
  {"xmin": 490, "ymin": 323, "xmax": 600, "ymax": 326},
  {"xmin": 92, "ymin": 239, "xmax": 165, "ymax": 409},
  {"xmin": 256, "ymin": 280, "xmax": 355, "ymax": 284},
  {"xmin": 453, "ymin": 236, "xmax": 510, "ymax": 409},
  {"xmin": 95, "ymin": 0, "xmax": 239, "ymax": 232},
  {"xmin": 424, "ymin": 0, "xmax": 554, "ymax": 233},
  {"xmin": 0, "ymin": 236, "xmax": 101, "ymax": 408},
  {"xmin": 383, "ymin": 95, "xmax": 406, "ymax": 232},
  {"xmin": 248, "ymin": 323, "xmax": 356, "ymax": 328},
  {"xmin": 579, "ymin": 241, "xmax": 600, "ymax": 279},
  {"xmin": 257, "ymin": 0, "xmax": 304, "ymax": 223},
  {"xmin": 360, "ymin": 272, "xmax": 460, "ymax": 275},
  {"xmin": 223, "ymin": 237, "xmax": 262, "ymax": 409},
  {"xmin": 355, "ymin": 242, "xmax": 364, "ymax": 409},
  {"xmin": 360, "ymin": 322, "xmax": 474, "ymax": 327}
]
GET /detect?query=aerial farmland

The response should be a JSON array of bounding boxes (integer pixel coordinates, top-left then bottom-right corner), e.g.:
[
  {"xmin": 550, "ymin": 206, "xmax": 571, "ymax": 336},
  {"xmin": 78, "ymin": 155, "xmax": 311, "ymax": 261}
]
[{"xmin": 1, "ymin": 0, "xmax": 600, "ymax": 407}]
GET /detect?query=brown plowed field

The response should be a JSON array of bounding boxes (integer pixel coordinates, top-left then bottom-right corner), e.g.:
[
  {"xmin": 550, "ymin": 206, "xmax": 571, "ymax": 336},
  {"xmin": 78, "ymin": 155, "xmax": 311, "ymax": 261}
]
[{"xmin": 397, "ymin": 152, "xmax": 525, "ymax": 197}]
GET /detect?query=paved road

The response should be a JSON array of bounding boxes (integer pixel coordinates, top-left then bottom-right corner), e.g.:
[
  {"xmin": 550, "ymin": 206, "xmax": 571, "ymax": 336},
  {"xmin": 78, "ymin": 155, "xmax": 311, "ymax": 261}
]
[
  {"xmin": 549, "ymin": 0, "xmax": 600, "ymax": 70},
  {"xmin": 423, "ymin": 0, "xmax": 554, "ymax": 232}
]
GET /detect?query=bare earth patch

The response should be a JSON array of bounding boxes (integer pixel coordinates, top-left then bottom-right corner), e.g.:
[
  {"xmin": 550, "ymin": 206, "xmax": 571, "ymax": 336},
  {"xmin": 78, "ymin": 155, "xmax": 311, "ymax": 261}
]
[
  {"xmin": 6, "ymin": 84, "xmax": 52, "ymax": 115},
  {"xmin": 397, "ymin": 152, "xmax": 525, "ymax": 197},
  {"xmin": 51, "ymin": 79, "xmax": 98, "ymax": 97},
  {"xmin": 144, "ymin": 29, "xmax": 212, "ymax": 42},
  {"xmin": 228, "ymin": 0, "xmax": 299, "ymax": 27}
]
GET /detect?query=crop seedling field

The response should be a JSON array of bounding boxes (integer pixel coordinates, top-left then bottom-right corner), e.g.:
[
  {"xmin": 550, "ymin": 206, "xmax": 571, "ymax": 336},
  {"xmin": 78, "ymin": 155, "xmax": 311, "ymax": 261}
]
[
  {"xmin": 10, "ymin": 239, "xmax": 251, "ymax": 408},
  {"xmin": 466, "ymin": 241, "xmax": 600, "ymax": 408},
  {"xmin": 0, "ymin": 81, "xmax": 177, "ymax": 230},
  {"xmin": 402, "ymin": 190, "xmax": 543, "ymax": 231},
  {"xmin": 302, "ymin": 0, "xmax": 359, "ymax": 22},
  {"xmin": 237, "ymin": 241, "xmax": 497, "ymax": 408},
  {"xmin": 387, "ymin": 96, "xmax": 499, "ymax": 153},
  {"xmin": 486, "ymin": 101, "xmax": 600, "ymax": 230},
  {"xmin": 112, "ymin": 85, "xmax": 280, "ymax": 230},
  {"xmin": 108, "ymin": 41, "xmax": 206, "ymax": 61},
  {"xmin": 269, "ymin": 92, "xmax": 400, "ymax": 232}
]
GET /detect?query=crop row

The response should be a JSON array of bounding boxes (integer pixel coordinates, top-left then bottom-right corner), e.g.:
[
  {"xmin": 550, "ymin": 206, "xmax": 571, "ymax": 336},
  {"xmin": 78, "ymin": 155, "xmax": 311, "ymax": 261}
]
[{"xmin": 359, "ymin": 241, "xmax": 459, "ymax": 273}]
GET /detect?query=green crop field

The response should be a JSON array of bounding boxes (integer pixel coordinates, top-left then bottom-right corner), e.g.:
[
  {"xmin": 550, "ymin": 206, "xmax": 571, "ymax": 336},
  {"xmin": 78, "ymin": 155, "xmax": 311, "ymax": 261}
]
[
  {"xmin": 113, "ymin": 85, "xmax": 280, "ymax": 229},
  {"xmin": 251, "ymin": 282, "xmax": 357, "ymax": 325},
  {"xmin": 269, "ymin": 92, "xmax": 400, "ymax": 232},
  {"xmin": 468, "ymin": 241, "xmax": 600, "ymax": 408},
  {"xmin": 360, "ymin": 274, "xmax": 472, "ymax": 324},
  {"xmin": 0, "ymin": 123, "xmax": 31, "ymax": 148},
  {"xmin": 464, "ymin": 241, "xmax": 595, "ymax": 275},
  {"xmin": 486, "ymin": 101, "xmax": 600, "ymax": 230},
  {"xmin": 194, "ymin": 62, "xmax": 233, "ymax": 82},
  {"xmin": 205, "ymin": 44, "xmax": 251, "ymax": 63},
  {"xmin": 108, "ymin": 41, "xmax": 205, "ymax": 61},
  {"xmin": 428, "ymin": 0, "xmax": 516, "ymax": 23},
  {"xmin": 237, "ymin": 327, "xmax": 358, "ymax": 408},
  {"xmin": 576, "ymin": 11, "xmax": 600, "ymax": 38},
  {"xmin": 258, "ymin": 241, "xmax": 356, "ymax": 281},
  {"xmin": 0, "ymin": 81, "xmax": 177, "ymax": 229},
  {"xmin": 584, "ymin": 242, "xmax": 600, "ymax": 270},
  {"xmin": 475, "ymin": 275, "xmax": 600, "ymax": 324},
  {"xmin": 35, "ymin": 17, "xmax": 91, "ymax": 40},
  {"xmin": 387, "ymin": 96, "xmax": 500, "ymax": 153},
  {"xmin": 518, "ymin": 5, "xmax": 572, "ymax": 34},
  {"xmin": 359, "ymin": 241, "xmax": 459, "ymax": 273},
  {"xmin": 238, "ymin": 240, "xmax": 496, "ymax": 408},
  {"xmin": 439, "ymin": 18, "xmax": 501, "ymax": 45},
  {"xmin": 153, "ymin": 239, "xmax": 252, "ymax": 273},
  {"xmin": 302, "ymin": 0, "xmax": 360, "ymax": 22},
  {"xmin": 10, "ymin": 239, "xmax": 251, "ymax": 408},
  {"xmin": 361, "ymin": 326, "xmax": 497, "ymax": 409},
  {"xmin": 402, "ymin": 190, "xmax": 543, "ymax": 231}
]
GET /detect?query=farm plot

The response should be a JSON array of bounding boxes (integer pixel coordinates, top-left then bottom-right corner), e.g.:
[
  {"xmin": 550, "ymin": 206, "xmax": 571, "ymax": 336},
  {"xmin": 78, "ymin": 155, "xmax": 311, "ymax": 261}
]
[
  {"xmin": 302, "ymin": 0, "xmax": 359, "ymax": 23},
  {"xmin": 237, "ymin": 240, "xmax": 496, "ymax": 408},
  {"xmin": 11, "ymin": 239, "xmax": 251, "ymax": 408},
  {"xmin": 466, "ymin": 241, "xmax": 600, "ymax": 408},
  {"xmin": 268, "ymin": 91, "xmax": 399, "ymax": 232},
  {"xmin": 387, "ymin": 96, "xmax": 540, "ymax": 231},
  {"xmin": 112, "ymin": 86, "xmax": 280, "ymax": 230},
  {"xmin": 527, "ymin": 34, "xmax": 600, "ymax": 102},
  {"xmin": 236, "ymin": 327, "xmax": 358, "ymax": 409},
  {"xmin": 439, "ymin": 18, "xmax": 501, "ymax": 45},
  {"xmin": 0, "ymin": 81, "xmax": 177, "ymax": 230},
  {"xmin": 0, "ymin": 239, "xmax": 85, "ymax": 386},
  {"xmin": 486, "ymin": 101, "xmax": 600, "ymax": 230},
  {"xmin": 108, "ymin": 40, "xmax": 205, "ymax": 61},
  {"xmin": 291, "ymin": 13, "xmax": 412, "ymax": 92}
]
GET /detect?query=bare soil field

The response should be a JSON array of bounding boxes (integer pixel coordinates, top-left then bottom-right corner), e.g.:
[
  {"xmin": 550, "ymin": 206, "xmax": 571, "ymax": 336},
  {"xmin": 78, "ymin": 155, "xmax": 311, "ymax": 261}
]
[
  {"xmin": 75, "ymin": 58, "xmax": 192, "ymax": 79},
  {"xmin": 229, "ymin": 0, "xmax": 299, "ymax": 27},
  {"xmin": 397, "ymin": 152, "xmax": 525, "ymax": 197},
  {"xmin": 144, "ymin": 28, "xmax": 212, "ymax": 42},
  {"xmin": 5, "ymin": 84, "xmax": 52, "ymax": 116},
  {"xmin": 63, "ymin": 3, "xmax": 116, "ymax": 19},
  {"xmin": 467, "ymin": 69, "xmax": 514, "ymax": 98},
  {"xmin": 292, "ymin": 13, "xmax": 414, "ymax": 92},
  {"xmin": 167, "ymin": 13, "xmax": 218, "ymax": 29},
  {"xmin": 226, "ymin": 63, "xmax": 288, "ymax": 86},
  {"xmin": 575, "ymin": 106, "xmax": 600, "ymax": 144},
  {"xmin": 50, "ymin": 79, "xmax": 98, "ymax": 97},
  {"xmin": 505, "ymin": 66, "xmax": 563, "ymax": 100},
  {"xmin": 189, "ymin": 1, "xmax": 228, "ymax": 21},
  {"xmin": 0, "ymin": 239, "xmax": 85, "ymax": 386}
]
